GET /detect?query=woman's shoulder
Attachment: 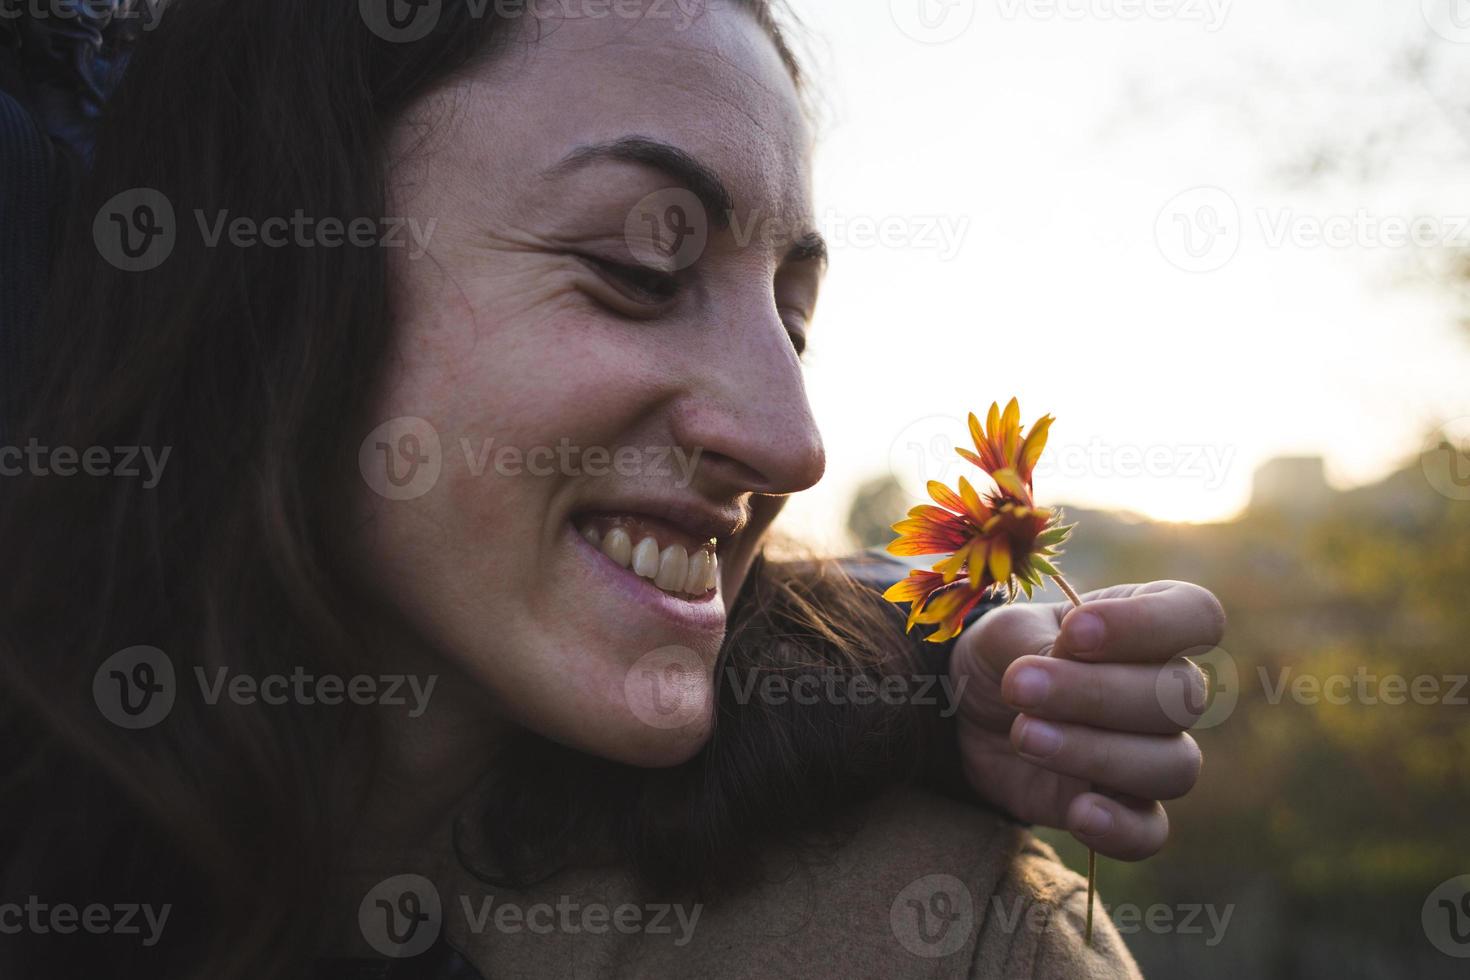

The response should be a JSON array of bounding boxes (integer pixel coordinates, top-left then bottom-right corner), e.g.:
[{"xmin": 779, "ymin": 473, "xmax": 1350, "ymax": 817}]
[
  {"xmin": 442, "ymin": 785, "xmax": 1143, "ymax": 980},
  {"xmin": 738, "ymin": 783, "xmax": 1146, "ymax": 980},
  {"xmin": 630, "ymin": 785, "xmax": 1144, "ymax": 979}
]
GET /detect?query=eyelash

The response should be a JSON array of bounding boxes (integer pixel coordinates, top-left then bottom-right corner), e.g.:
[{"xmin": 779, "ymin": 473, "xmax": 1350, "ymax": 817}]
[
  {"xmin": 581, "ymin": 255, "xmax": 809, "ymax": 358},
  {"xmin": 586, "ymin": 256, "xmax": 680, "ymax": 305},
  {"xmin": 781, "ymin": 313, "xmax": 809, "ymax": 357}
]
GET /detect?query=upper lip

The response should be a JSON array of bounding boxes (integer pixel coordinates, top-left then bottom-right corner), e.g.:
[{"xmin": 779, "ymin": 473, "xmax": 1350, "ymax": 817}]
[{"xmin": 575, "ymin": 497, "xmax": 748, "ymax": 547}]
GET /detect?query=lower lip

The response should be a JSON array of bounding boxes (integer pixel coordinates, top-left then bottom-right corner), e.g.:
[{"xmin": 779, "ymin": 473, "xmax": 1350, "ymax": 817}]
[{"xmin": 564, "ymin": 522, "xmax": 727, "ymax": 635}]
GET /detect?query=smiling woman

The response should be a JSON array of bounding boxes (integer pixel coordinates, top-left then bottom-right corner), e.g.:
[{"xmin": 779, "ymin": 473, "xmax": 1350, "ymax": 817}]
[{"xmin": 0, "ymin": 2, "xmax": 1219, "ymax": 979}]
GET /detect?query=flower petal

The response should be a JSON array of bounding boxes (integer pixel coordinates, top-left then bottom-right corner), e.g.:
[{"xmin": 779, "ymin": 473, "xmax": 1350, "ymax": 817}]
[
  {"xmin": 991, "ymin": 467, "xmax": 1028, "ymax": 500},
  {"xmin": 927, "ymin": 480, "xmax": 967, "ymax": 514},
  {"xmin": 988, "ymin": 541, "xmax": 1012, "ymax": 584}
]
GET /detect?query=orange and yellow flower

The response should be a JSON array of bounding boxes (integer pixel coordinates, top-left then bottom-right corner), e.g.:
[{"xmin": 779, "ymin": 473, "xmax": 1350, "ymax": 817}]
[{"xmin": 883, "ymin": 399, "xmax": 1073, "ymax": 643}]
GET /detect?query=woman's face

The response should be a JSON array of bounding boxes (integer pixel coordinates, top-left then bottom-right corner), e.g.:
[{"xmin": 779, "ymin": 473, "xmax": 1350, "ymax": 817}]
[{"xmin": 351, "ymin": 4, "xmax": 826, "ymax": 766}]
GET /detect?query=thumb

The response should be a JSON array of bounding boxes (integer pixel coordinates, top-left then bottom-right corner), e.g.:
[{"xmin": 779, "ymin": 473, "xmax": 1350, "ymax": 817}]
[{"xmin": 951, "ymin": 600, "xmax": 1065, "ymax": 731}]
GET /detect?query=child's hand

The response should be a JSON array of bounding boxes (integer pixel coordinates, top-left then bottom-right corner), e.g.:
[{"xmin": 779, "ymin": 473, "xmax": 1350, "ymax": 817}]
[{"xmin": 950, "ymin": 580, "xmax": 1224, "ymax": 860}]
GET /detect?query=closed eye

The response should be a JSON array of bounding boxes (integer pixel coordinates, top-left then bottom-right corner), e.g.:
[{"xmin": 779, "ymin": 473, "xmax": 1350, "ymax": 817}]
[
  {"xmin": 783, "ymin": 319, "xmax": 808, "ymax": 358},
  {"xmin": 578, "ymin": 254, "xmax": 680, "ymax": 305}
]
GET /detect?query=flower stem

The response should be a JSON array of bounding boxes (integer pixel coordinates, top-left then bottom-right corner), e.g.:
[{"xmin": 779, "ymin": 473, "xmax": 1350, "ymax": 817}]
[
  {"xmin": 1049, "ymin": 572, "xmax": 1096, "ymax": 946},
  {"xmin": 1050, "ymin": 572, "xmax": 1083, "ymax": 608},
  {"xmin": 1086, "ymin": 847, "xmax": 1097, "ymax": 944}
]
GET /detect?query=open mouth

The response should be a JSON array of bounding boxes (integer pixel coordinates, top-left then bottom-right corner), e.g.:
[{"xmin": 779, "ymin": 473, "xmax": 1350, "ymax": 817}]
[{"xmin": 571, "ymin": 512, "xmax": 720, "ymax": 601}]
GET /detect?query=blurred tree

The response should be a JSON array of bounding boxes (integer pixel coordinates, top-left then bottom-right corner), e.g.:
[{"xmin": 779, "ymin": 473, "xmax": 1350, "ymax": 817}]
[
  {"xmin": 850, "ymin": 449, "xmax": 1470, "ymax": 979},
  {"xmin": 845, "ymin": 474, "xmax": 908, "ymax": 550}
]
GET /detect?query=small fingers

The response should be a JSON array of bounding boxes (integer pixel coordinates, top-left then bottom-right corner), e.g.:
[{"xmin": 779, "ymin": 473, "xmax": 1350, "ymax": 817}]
[
  {"xmin": 951, "ymin": 601, "xmax": 1060, "ymax": 728},
  {"xmin": 1065, "ymin": 793, "xmax": 1171, "ymax": 862},
  {"xmin": 1009, "ymin": 715, "xmax": 1203, "ymax": 801},
  {"xmin": 1001, "ymin": 654, "xmax": 1207, "ymax": 733},
  {"xmin": 1053, "ymin": 581, "xmax": 1226, "ymax": 663},
  {"xmin": 961, "ymin": 600, "xmax": 1059, "ymax": 674}
]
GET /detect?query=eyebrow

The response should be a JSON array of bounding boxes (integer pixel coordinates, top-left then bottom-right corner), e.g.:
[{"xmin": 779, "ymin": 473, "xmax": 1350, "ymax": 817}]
[
  {"xmin": 547, "ymin": 136, "xmax": 734, "ymax": 230},
  {"xmin": 545, "ymin": 135, "xmax": 829, "ymax": 268}
]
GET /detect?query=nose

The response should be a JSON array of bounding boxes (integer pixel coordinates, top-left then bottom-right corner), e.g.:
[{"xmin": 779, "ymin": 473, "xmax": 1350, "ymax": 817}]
[{"xmin": 670, "ymin": 304, "xmax": 826, "ymax": 499}]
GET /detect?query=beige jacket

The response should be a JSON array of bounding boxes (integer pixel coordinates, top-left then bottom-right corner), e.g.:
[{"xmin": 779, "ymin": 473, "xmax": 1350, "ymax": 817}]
[{"xmin": 436, "ymin": 786, "xmax": 1144, "ymax": 979}]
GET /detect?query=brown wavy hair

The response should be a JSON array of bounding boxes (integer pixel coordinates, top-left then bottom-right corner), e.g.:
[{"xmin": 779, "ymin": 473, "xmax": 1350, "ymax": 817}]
[{"xmin": 0, "ymin": 3, "xmax": 962, "ymax": 977}]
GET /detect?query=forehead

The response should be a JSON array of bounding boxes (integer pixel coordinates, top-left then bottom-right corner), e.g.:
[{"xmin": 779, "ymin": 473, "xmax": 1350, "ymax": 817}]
[{"xmin": 422, "ymin": 4, "xmax": 813, "ymax": 226}]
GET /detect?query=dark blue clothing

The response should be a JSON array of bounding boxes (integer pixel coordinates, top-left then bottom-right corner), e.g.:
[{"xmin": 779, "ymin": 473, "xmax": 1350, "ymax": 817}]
[{"xmin": 0, "ymin": 0, "xmax": 138, "ymax": 433}]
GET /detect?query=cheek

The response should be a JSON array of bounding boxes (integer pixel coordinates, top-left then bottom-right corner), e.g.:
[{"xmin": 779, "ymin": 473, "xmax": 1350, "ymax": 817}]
[
  {"xmin": 350, "ymin": 261, "xmax": 720, "ymax": 764},
  {"xmin": 372, "ymin": 273, "xmax": 647, "ymax": 587}
]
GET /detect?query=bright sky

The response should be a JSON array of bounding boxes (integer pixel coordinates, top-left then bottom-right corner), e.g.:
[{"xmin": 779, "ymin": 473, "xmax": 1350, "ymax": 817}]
[{"xmin": 774, "ymin": 0, "xmax": 1470, "ymax": 551}]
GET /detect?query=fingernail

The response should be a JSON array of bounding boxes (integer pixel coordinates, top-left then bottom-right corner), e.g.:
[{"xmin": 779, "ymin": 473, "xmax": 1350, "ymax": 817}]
[
  {"xmin": 1008, "ymin": 666, "xmax": 1050, "ymax": 708},
  {"xmin": 1018, "ymin": 719, "xmax": 1063, "ymax": 758},
  {"xmin": 1065, "ymin": 611, "xmax": 1105, "ymax": 654},
  {"xmin": 1079, "ymin": 803, "xmax": 1114, "ymax": 838}
]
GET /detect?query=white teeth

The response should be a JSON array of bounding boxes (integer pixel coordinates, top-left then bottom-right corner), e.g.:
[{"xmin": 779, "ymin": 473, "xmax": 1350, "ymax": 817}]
[
  {"xmin": 601, "ymin": 527, "xmax": 632, "ymax": 567},
  {"xmin": 654, "ymin": 545, "xmax": 689, "ymax": 592},
  {"xmin": 631, "ymin": 536, "xmax": 661, "ymax": 579},
  {"xmin": 582, "ymin": 521, "xmax": 718, "ymax": 597},
  {"xmin": 684, "ymin": 549, "xmax": 713, "ymax": 594}
]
